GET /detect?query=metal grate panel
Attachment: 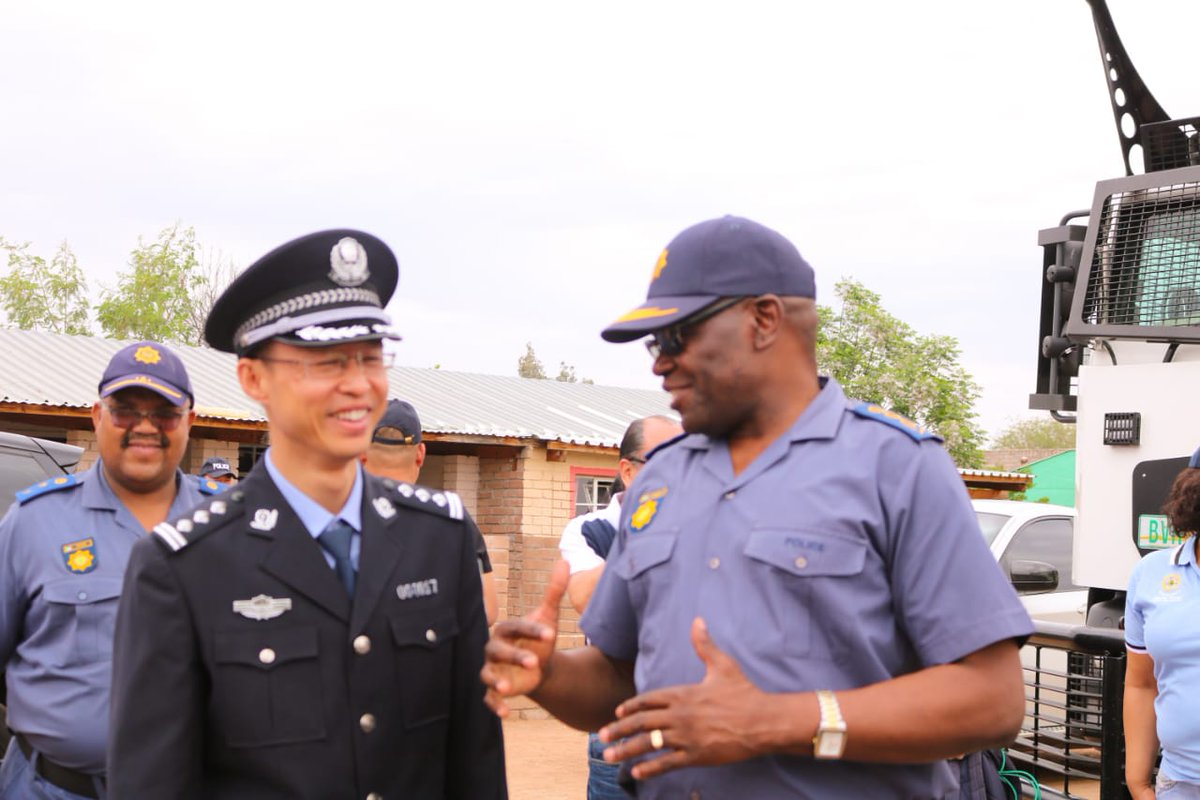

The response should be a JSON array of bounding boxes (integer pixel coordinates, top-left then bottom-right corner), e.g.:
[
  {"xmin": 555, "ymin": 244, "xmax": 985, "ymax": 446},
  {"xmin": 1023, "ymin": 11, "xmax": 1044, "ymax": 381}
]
[{"xmin": 1081, "ymin": 183, "xmax": 1200, "ymax": 329}]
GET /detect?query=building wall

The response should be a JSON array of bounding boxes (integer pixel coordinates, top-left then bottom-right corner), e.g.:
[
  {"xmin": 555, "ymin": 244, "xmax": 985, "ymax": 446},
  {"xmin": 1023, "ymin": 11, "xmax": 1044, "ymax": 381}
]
[{"xmin": 1021, "ymin": 450, "xmax": 1077, "ymax": 506}]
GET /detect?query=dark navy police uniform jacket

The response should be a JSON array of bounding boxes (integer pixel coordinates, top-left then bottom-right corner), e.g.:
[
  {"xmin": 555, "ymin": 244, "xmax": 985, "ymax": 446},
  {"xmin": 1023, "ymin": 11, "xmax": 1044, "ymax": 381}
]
[{"xmin": 107, "ymin": 461, "xmax": 506, "ymax": 799}]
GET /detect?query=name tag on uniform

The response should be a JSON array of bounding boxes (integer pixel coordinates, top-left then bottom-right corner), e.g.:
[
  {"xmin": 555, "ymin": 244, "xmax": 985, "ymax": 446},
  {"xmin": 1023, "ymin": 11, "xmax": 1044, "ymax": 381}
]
[{"xmin": 233, "ymin": 594, "xmax": 293, "ymax": 620}]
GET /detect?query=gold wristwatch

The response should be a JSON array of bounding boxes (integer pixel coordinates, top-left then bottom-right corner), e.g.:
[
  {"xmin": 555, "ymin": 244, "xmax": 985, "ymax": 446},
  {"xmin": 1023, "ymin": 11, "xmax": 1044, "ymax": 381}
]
[{"xmin": 812, "ymin": 689, "xmax": 847, "ymax": 760}]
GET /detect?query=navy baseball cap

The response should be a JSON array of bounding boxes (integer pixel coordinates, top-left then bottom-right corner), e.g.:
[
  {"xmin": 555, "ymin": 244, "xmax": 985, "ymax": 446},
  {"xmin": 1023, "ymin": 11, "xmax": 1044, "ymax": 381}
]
[
  {"xmin": 204, "ymin": 229, "xmax": 402, "ymax": 355},
  {"xmin": 1190, "ymin": 446, "xmax": 1200, "ymax": 468},
  {"xmin": 601, "ymin": 215, "xmax": 816, "ymax": 343},
  {"xmin": 373, "ymin": 399, "xmax": 422, "ymax": 445},
  {"xmin": 98, "ymin": 341, "xmax": 194, "ymax": 407},
  {"xmin": 200, "ymin": 457, "xmax": 236, "ymax": 478}
]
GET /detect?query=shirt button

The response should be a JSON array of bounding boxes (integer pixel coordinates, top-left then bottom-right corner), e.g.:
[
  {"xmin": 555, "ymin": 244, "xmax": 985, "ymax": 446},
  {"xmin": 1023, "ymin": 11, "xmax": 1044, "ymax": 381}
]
[
  {"xmin": 708, "ymin": 557, "xmax": 720, "ymax": 570},
  {"xmin": 360, "ymin": 713, "xmax": 377, "ymax": 733},
  {"xmin": 258, "ymin": 648, "xmax": 276, "ymax": 665},
  {"xmin": 794, "ymin": 556, "xmax": 808, "ymax": 569},
  {"xmin": 77, "ymin": 591, "xmax": 88, "ymax": 600},
  {"xmin": 723, "ymin": 491, "xmax": 736, "ymax": 500},
  {"xmin": 353, "ymin": 635, "xmax": 372, "ymax": 655},
  {"xmin": 425, "ymin": 629, "xmax": 437, "ymax": 643}
]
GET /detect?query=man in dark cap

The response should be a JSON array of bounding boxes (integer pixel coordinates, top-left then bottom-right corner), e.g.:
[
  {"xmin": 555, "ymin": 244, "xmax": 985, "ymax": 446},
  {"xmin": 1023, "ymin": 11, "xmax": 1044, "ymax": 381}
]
[
  {"xmin": 198, "ymin": 456, "xmax": 238, "ymax": 486},
  {"xmin": 0, "ymin": 341, "xmax": 217, "ymax": 799},
  {"xmin": 483, "ymin": 216, "xmax": 1032, "ymax": 798},
  {"xmin": 108, "ymin": 230, "xmax": 505, "ymax": 799},
  {"xmin": 363, "ymin": 399, "xmax": 499, "ymax": 625}
]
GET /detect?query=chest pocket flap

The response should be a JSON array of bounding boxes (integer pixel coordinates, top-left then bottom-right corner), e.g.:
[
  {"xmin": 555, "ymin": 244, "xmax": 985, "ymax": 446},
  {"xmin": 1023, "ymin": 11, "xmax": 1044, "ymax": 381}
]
[
  {"xmin": 390, "ymin": 610, "xmax": 459, "ymax": 650},
  {"xmin": 613, "ymin": 534, "xmax": 677, "ymax": 581},
  {"xmin": 44, "ymin": 576, "xmax": 124, "ymax": 605},
  {"xmin": 744, "ymin": 529, "xmax": 866, "ymax": 577},
  {"xmin": 214, "ymin": 626, "xmax": 318, "ymax": 671}
]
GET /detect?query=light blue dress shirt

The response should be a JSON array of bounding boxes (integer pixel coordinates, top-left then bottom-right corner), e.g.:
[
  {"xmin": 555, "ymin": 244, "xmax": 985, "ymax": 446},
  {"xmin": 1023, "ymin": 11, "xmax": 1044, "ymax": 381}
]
[{"xmin": 263, "ymin": 448, "xmax": 363, "ymax": 569}]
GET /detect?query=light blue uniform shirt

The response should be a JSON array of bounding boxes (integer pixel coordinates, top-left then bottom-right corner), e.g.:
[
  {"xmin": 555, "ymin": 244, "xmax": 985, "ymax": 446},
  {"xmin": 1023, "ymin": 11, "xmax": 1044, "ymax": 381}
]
[
  {"xmin": 1125, "ymin": 541, "xmax": 1200, "ymax": 782},
  {"xmin": 263, "ymin": 448, "xmax": 363, "ymax": 568},
  {"xmin": 582, "ymin": 377, "xmax": 1034, "ymax": 800},
  {"xmin": 0, "ymin": 461, "xmax": 213, "ymax": 773}
]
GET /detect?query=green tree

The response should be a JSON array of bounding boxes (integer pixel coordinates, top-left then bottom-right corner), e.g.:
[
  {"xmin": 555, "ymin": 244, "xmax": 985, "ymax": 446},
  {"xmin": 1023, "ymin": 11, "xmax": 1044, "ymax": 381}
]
[
  {"xmin": 817, "ymin": 279, "xmax": 985, "ymax": 467},
  {"xmin": 992, "ymin": 417, "xmax": 1076, "ymax": 450},
  {"xmin": 97, "ymin": 223, "xmax": 206, "ymax": 345},
  {"xmin": 517, "ymin": 342, "xmax": 546, "ymax": 379},
  {"xmin": 0, "ymin": 239, "xmax": 91, "ymax": 334}
]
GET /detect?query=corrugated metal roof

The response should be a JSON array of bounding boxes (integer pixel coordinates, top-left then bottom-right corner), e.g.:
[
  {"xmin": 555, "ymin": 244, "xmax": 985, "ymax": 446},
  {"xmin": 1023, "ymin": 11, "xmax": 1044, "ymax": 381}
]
[
  {"xmin": 958, "ymin": 468, "xmax": 1029, "ymax": 480},
  {"xmin": 0, "ymin": 329, "xmax": 673, "ymax": 447}
]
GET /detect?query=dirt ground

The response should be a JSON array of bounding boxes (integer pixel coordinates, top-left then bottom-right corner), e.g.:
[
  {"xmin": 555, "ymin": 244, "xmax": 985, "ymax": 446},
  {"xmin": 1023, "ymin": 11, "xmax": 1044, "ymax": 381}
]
[{"xmin": 504, "ymin": 717, "xmax": 589, "ymax": 800}]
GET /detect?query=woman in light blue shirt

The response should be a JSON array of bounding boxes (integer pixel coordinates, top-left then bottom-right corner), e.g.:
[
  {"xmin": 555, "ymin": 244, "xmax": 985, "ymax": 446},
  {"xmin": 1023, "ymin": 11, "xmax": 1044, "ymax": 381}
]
[{"xmin": 1126, "ymin": 447, "xmax": 1200, "ymax": 799}]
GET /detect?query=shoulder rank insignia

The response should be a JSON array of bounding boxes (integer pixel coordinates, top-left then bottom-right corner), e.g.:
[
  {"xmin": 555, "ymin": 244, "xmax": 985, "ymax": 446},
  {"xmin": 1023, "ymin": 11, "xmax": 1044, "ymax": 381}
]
[
  {"xmin": 849, "ymin": 402, "xmax": 943, "ymax": 443},
  {"xmin": 16, "ymin": 474, "xmax": 79, "ymax": 504},
  {"xmin": 62, "ymin": 537, "xmax": 98, "ymax": 574},
  {"xmin": 630, "ymin": 487, "xmax": 668, "ymax": 532},
  {"xmin": 199, "ymin": 479, "xmax": 223, "ymax": 495},
  {"xmin": 152, "ymin": 492, "xmax": 244, "ymax": 553},
  {"xmin": 391, "ymin": 482, "xmax": 465, "ymax": 520}
]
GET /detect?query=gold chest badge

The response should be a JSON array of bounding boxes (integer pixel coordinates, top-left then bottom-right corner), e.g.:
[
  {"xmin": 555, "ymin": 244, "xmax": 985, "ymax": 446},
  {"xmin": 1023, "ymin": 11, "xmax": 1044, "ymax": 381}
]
[
  {"xmin": 630, "ymin": 487, "xmax": 668, "ymax": 532},
  {"xmin": 62, "ymin": 538, "xmax": 98, "ymax": 574}
]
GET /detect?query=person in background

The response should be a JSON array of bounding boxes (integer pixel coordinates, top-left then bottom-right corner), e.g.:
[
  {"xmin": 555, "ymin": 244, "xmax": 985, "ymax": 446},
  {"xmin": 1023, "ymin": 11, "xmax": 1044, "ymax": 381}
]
[
  {"xmin": 1125, "ymin": 446, "xmax": 1200, "ymax": 800},
  {"xmin": 557, "ymin": 414, "xmax": 682, "ymax": 800},
  {"xmin": 483, "ymin": 215, "xmax": 1031, "ymax": 798},
  {"xmin": 108, "ymin": 229, "xmax": 505, "ymax": 799},
  {"xmin": 198, "ymin": 456, "xmax": 238, "ymax": 486},
  {"xmin": 0, "ymin": 341, "xmax": 215, "ymax": 800},
  {"xmin": 364, "ymin": 398, "xmax": 499, "ymax": 626}
]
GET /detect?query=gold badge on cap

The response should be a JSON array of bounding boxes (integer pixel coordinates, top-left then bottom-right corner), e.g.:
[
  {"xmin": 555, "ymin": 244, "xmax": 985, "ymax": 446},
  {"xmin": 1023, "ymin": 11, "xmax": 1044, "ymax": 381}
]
[
  {"xmin": 651, "ymin": 248, "xmax": 668, "ymax": 282},
  {"xmin": 329, "ymin": 237, "xmax": 370, "ymax": 287},
  {"xmin": 134, "ymin": 345, "xmax": 161, "ymax": 365},
  {"xmin": 630, "ymin": 487, "xmax": 668, "ymax": 532}
]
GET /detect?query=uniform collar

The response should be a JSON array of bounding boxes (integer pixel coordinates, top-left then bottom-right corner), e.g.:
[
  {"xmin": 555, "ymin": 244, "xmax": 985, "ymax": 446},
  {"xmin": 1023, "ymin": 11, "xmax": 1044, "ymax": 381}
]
[
  {"xmin": 263, "ymin": 448, "xmax": 363, "ymax": 538},
  {"xmin": 679, "ymin": 375, "xmax": 846, "ymax": 452},
  {"xmin": 1177, "ymin": 538, "xmax": 1199, "ymax": 567},
  {"xmin": 82, "ymin": 459, "xmax": 190, "ymax": 512}
]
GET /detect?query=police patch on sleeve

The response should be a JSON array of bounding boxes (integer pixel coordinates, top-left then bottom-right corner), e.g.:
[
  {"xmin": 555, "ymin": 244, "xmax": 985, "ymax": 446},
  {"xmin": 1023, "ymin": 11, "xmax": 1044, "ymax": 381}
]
[
  {"xmin": 630, "ymin": 487, "xmax": 668, "ymax": 532},
  {"xmin": 849, "ymin": 402, "xmax": 943, "ymax": 442}
]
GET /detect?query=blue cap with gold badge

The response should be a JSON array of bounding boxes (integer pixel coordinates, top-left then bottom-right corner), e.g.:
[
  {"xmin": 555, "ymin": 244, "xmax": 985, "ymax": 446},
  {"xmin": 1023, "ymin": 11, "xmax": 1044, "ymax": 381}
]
[
  {"xmin": 601, "ymin": 215, "xmax": 816, "ymax": 343},
  {"xmin": 204, "ymin": 229, "xmax": 401, "ymax": 355},
  {"xmin": 373, "ymin": 399, "xmax": 423, "ymax": 445},
  {"xmin": 98, "ymin": 341, "xmax": 194, "ymax": 407}
]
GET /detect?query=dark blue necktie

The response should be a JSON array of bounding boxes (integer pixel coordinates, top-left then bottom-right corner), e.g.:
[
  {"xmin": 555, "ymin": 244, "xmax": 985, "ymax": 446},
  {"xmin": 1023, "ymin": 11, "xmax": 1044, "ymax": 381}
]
[{"xmin": 319, "ymin": 519, "xmax": 356, "ymax": 595}]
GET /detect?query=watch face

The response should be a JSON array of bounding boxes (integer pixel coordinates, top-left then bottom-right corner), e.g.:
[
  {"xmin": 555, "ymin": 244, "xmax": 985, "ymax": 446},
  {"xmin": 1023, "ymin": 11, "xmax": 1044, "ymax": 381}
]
[{"xmin": 816, "ymin": 730, "xmax": 846, "ymax": 759}]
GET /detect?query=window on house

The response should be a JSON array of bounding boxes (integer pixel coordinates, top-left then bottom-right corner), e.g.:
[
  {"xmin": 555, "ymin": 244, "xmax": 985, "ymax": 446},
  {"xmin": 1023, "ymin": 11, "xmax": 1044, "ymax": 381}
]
[
  {"xmin": 574, "ymin": 474, "xmax": 615, "ymax": 517},
  {"xmin": 239, "ymin": 444, "xmax": 267, "ymax": 477}
]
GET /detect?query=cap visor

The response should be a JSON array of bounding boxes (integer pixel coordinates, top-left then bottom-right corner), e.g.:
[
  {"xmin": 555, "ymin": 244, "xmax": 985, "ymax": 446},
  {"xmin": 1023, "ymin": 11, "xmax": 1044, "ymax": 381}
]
[
  {"xmin": 600, "ymin": 296, "xmax": 716, "ymax": 343},
  {"xmin": 100, "ymin": 375, "xmax": 190, "ymax": 406}
]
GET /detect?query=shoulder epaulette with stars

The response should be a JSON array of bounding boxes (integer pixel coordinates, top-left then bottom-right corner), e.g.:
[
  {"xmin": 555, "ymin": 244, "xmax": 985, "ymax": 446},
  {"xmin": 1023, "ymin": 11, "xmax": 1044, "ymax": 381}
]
[
  {"xmin": 16, "ymin": 474, "xmax": 79, "ymax": 504},
  {"xmin": 152, "ymin": 490, "xmax": 246, "ymax": 553},
  {"xmin": 385, "ymin": 479, "xmax": 465, "ymax": 520},
  {"xmin": 848, "ymin": 401, "xmax": 943, "ymax": 443}
]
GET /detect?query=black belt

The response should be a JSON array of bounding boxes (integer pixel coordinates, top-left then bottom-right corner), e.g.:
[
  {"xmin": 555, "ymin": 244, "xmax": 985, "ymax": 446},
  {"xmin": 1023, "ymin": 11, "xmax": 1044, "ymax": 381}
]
[{"xmin": 14, "ymin": 732, "xmax": 101, "ymax": 799}]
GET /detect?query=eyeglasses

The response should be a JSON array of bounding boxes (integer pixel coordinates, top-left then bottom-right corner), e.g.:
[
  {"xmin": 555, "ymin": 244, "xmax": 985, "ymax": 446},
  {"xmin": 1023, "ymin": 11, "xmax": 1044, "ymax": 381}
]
[
  {"xmin": 259, "ymin": 351, "xmax": 395, "ymax": 380},
  {"xmin": 103, "ymin": 403, "xmax": 188, "ymax": 432},
  {"xmin": 644, "ymin": 297, "xmax": 747, "ymax": 359},
  {"xmin": 624, "ymin": 455, "xmax": 647, "ymax": 465}
]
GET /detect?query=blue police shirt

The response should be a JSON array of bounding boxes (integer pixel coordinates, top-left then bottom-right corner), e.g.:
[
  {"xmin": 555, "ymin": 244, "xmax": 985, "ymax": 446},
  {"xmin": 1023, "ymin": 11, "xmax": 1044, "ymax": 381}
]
[
  {"xmin": 0, "ymin": 461, "xmax": 213, "ymax": 773},
  {"xmin": 581, "ymin": 377, "xmax": 1034, "ymax": 799},
  {"xmin": 263, "ymin": 447, "xmax": 364, "ymax": 568},
  {"xmin": 1125, "ymin": 541, "xmax": 1200, "ymax": 782}
]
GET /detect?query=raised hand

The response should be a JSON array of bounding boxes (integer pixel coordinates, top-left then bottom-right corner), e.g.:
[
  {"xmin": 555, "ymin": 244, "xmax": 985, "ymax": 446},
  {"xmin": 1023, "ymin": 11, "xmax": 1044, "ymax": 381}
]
[
  {"xmin": 480, "ymin": 559, "xmax": 570, "ymax": 717},
  {"xmin": 597, "ymin": 617, "xmax": 768, "ymax": 780}
]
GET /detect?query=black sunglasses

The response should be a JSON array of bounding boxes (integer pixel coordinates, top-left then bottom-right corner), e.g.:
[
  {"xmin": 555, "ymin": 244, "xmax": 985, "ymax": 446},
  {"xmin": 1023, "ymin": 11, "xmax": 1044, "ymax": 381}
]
[{"xmin": 645, "ymin": 297, "xmax": 747, "ymax": 359}]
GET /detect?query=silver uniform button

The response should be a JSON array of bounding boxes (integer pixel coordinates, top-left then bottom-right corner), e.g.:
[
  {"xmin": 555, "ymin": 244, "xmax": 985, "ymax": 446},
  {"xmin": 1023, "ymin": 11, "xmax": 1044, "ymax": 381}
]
[
  {"xmin": 353, "ymin": 635, "xmax": 371, "ymax": 655},
  {"xmin": 708, "ymin": 557, "xmax": 720, "ymax": 569},
  {"xmin": 425, "ymin": 628, "xmax": 437, "ymax": 643},
  {"xmin": 360, "ymin": 713, "xmax": 377, "ymax": 733},
  {"xmin": 723, "ymin": 491, "xmax": 736, "ymax": 500},
  {"xmin": 259, "ymin": 648, "xmax": 276, "ymax": 664}
]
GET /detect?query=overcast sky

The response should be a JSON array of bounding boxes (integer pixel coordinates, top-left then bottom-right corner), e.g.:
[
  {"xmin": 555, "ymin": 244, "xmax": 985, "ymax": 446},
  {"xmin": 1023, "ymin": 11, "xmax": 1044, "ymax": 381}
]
[{"xmin": 2, "ymin": 1, "xmax": 1193, "ymax": 442}]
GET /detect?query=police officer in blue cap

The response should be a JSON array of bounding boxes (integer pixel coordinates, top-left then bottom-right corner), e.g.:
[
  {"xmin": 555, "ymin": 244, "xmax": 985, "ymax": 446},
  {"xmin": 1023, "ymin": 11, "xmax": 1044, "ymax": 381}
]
[
  {"xmin": 198, "ymin": 456, "xmax": 238, "ymax": 486},
  {"xmin": 108, "ymin": 230, "xmax": 505, "ymax": 799},
  {"xmin": 0, "ymin": 341, "xmax": 216, "ymax": 799},
  {"xmin": 483, "ymin": 216, "xmax": 1033, "ymax": 798}
]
